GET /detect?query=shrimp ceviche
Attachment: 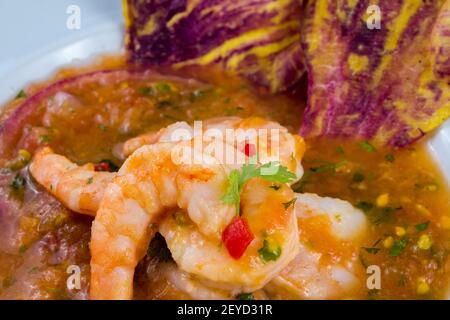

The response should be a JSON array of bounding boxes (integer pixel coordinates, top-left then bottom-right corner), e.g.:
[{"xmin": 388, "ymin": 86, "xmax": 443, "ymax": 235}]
[{"xmin": 1, "ymin": 0, "xmax": 450, "ymax": 301}]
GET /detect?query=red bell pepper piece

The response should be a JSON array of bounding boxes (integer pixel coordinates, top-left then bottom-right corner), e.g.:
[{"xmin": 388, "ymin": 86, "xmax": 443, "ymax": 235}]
[
  {"xmin": 243, "ymin": 143, "xmax": 256, "ymax": 157},
  {"xmin": 222, "ymin": 217, "xmax": 254, "ymax": 259},
  {"xmin": 94, "ymin": 162, "xmax": 110, "ymax": 172}
]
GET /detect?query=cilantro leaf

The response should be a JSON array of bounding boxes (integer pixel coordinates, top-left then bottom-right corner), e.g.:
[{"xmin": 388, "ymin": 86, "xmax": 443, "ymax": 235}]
[
  {"xmin": 222, "ymin": 162, "xmax": 296, "ymax": 215},
  {"xmin": 258, "ymin": 162, "xmax": 297, "ymax": 183},
  {"xmin": 221, "ymin": 169, "xmax": 241, "ymax": 214}
]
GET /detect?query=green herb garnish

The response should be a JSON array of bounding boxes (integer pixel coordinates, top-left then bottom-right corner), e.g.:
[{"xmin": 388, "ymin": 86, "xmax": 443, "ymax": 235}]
[
  {"xmin": 258, "ymin": 238, "xmax": 282, "ymax": 263},
  {"xmin": 222, "ymin": 161, "xmax": 296, "ymax": 215},
  {"xmin": 15, "ymin": 90, "xmax": 27, "ymax": 99},
  {"xmin": 389, "ymin": 238, "xmax": 408, "ymax": 257},
  {"xmin": 39, "ymin": 135, "xmax": 50, "ymax": 144},
  {"xmin": 415, "ymin": 221, "xmax": 430, "ymax": 232},
  {"xmin": 225, "ymin": 106, "xmax": 244, "ymax": 116},
  {"xmin": 28, "ymin": 267, "xmax": 39, "ymax": 274},
  {"xmin": 335, "ymin": 146, "xmax": 345, "ymax": 154},
  {"xmin": 2, "ymin": 276, "xmax": 15, "ymax": 288},
  {"xmin": 137, "ymin": 86, "xmax": 156, "ymax": 96},
  {"xmin": 359, "ymin": 140, "xmax": 376, "ymax": 153},
  {"xmin": 292, "ymin": 161, "xmax": 345, "ymax": 193},
  {"xmin": 372, "ymin": 206, "xmax": 400, "ymax": 225},
  {"xmin": 415, "ymin": 183, "xmax": 439, "ymax": 192},
  {"xmin": 19, "ymin": 245, "xmax": 28, "ymax": 254},
  {"xmin": 310, "ymin": 161, "xmax": 346, "ymax": 173},
  {"xmin": 363, "ymin": 247, "xmax": 380, "ymax": 254},
  {"xmin": 352, "ymin": 172, "xmax": 365, "ymax": 182},
  {"xmin": 155, "ymin": 82, "xmax": 171, "ymax": 93},
  {"xmin": 236, "ymin": 293, "xmax": 255, "ymax": 300},
  {"xmin": 385, "ymin": 153, "xmax": 395, "ymax": 162}
]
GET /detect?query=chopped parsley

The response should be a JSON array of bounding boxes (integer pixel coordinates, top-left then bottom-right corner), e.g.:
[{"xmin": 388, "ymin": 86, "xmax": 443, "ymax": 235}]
[
  {"xmin": 389, "ymin": 238, "xmax": 408, "ymax": 257},
  {"xmin": 335, "ymin": 146, "xmax": 345, "ymax": 154},
  {"xmin": 39, "ymin": 135, "xmax": 50, "ymax": 144},
  {"xmin": 225, "ymin": 106, "xmax": 244, "ymax": 116},
  {"xmin": 352, "ymin": 172, "xmax": 365, "ymax": 182},
  {"xmin": 28, "ymin": 267, "xmax": 40, "ymax": 274},
  {"xmin": 362, "ymin": 247, "xmax": 380, "ymax": 254},
  {"xmin": 15, "ymin": 89, "xmax": 27, "ymax": 99},
  {"xmin": 359, "ymin": 140, "xmax": 376, "ymax": 153},
  {"xmin": 372, "ymin": 206, "xmax": 401, "ymax": 225},
  {"xmin": 310, "ymin": 161, "xmax": 346, "ymax": 173},
  {"xmin": 415, "ymin": 182, "xmax": 439, "ymax": 192},
  {"xmin": 292, "ymin": 161, "xmax": 346, "ymax": 193},
  {"xmin": 137, "ymin": 86, "xmax": 156, "ymax": 96},
  {"xmin": 19, "ymin": 245, "xmax": 28, "ymax": 254},
  {"xmin": 415, "ymin": 221, "xmax": 430, "ymax": 232},
  {"xmin": 235, "ymin": 293, "xmax": 255, "ymax": 300},
  {"xmin": 385, "ymin": 153, "xmax": 395, "ymax": 162},
  {"xmin": 258, "ymin": 237, "xmax": 282, "ymax": 263},
  {"xmin": 155, "ymin": 82, "xmax": 172, "ymax": 93}
]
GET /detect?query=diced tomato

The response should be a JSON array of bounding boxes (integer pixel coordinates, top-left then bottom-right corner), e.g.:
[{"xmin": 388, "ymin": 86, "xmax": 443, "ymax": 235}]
[
  {"xmin": 222, "ymin": 217, "xmax": 254, "ymax": 259},
  {"xmin": 243, "ymin": 143, "xmax": 256, "ymax": 157},
  {"xmin": 94, "ymin": 162, "xmax": 110, "ymax": 172}
]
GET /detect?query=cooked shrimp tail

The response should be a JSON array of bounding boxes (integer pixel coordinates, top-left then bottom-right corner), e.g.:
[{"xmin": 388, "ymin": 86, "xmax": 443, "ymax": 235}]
[{"xmin": 29, "ymin": 147, "xmax": 115, "ymax": 216}]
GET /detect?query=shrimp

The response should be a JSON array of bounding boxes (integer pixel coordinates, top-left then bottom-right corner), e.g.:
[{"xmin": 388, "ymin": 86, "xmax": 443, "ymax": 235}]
[
  {"xmin": 118, "ymin": 121, "xmax": 195, "ymax": 160},
  {"xmin": 159, "ymin": 178, "xmax": 299, "ymax": 294},
  {"xmin": 265, "ymin": 193, "xmax": 368, "ymax": 299},
  {"xmin": 140, "ymin": 261, "xmax": 268, "ymax": 300},
  {"xmin": 160, "ymin": 262, "xmax": 269, "ymax": 300},
  {"xmin": 119, "ymin": 118, "xmax": 242, "ymax": 158},
  {"xmin": 32, "ymin": 117, "xmax": 304, "ymax": 219},
  {"xmin": 90, "ymin": 141, "xmax": 230, "ymax": 299},
  {"xmin": 29, "ymin": 147, "xmax": 115, "ymax": 216},
  {"xmin": 119, "ymin": 117, "xmax": 305, "ymax": 181},
  {"xmin": 28, "ymin": 118, "xmax": 305, "ymax": 299},
  {"xmin": 161, "ymin": 262, "xmax": 234, "ymax": 300},
  {"xmin": 90, "ymin": 139, "xmax": 299, "ymax": 299}
]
